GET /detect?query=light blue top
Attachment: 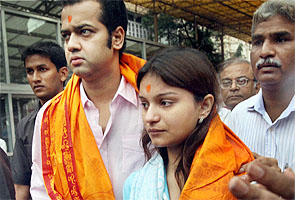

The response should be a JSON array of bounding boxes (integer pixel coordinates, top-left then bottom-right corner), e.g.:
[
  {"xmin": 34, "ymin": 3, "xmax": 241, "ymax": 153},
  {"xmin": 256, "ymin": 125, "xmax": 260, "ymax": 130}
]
[{"xmin": 123, "ymin": 154, "xmax": 170, "ymax": 200}]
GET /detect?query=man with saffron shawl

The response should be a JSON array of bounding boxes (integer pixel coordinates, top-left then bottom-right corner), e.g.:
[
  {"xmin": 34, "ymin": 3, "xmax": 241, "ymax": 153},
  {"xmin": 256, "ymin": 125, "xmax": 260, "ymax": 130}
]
[{"xmin": 30, "ymin": 0, "xmax": 146, "ymax": 199}]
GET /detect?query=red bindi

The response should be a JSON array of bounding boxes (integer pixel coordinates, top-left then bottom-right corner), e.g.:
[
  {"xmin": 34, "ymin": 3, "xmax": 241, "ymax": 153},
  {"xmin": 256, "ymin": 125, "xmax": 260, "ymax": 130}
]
[
  {"xmin": 146, "ymin": 84, "xmax": 151, "ymax": 93},
  {"xmin": 68, "ymin": 15, "xmax": 72, "ymax": 23}
]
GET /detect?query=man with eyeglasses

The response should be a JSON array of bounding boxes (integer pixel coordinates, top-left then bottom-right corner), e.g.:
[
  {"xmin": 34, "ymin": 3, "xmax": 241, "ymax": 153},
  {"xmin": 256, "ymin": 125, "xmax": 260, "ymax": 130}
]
[
  {"xmin": 217, "ymin": 58, "xmax": 259, "ymax": 121},
  {"xmin": 225, "ymin": 0, "xmax": 295, "ymax": 186}
]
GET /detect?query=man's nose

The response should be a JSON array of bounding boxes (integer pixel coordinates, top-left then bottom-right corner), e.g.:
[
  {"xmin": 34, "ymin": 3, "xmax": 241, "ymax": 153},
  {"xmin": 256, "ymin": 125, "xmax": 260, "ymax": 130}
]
[
  {"xmin": 230, "ymin": 80, "xmax": 239, "ymax": 90},
  {"xmin": 32, "ymin": 72, "xmax": 41, "ymax": 82},
  {"xmin": 66, "ymin": 34, "xmax": 81, "ymax": 52},
  {"xmin": 260, "ymin": 40, "xmax": 275, "ymax": 58}
]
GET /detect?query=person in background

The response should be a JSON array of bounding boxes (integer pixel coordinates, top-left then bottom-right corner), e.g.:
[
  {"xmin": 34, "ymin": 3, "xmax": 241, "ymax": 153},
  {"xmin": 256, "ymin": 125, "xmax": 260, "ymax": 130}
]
[
  {"xmin": 123, "ymin": 47, "xmax": 253, "ymax": 200},
  {"xmin": 30, "ymin": 0, "xmax": 146, "ymax": 199},
  {"xmin": 0, "ymin": 148, "xmax": 15, "ymax": 200},
  {"xmin": 11, "ymin": 41, "xmax": 68, "ymax": 200},
  {"xmin": 217, "ymin": 58, "xmax": 259, "ymax": 121},
  {"xmin": 225, "ymin": 0, "xmax": 295, "ymax": 172},
  {"xmin": 227, "ymin": 0, "xmax": 295, "ymax": 198}
]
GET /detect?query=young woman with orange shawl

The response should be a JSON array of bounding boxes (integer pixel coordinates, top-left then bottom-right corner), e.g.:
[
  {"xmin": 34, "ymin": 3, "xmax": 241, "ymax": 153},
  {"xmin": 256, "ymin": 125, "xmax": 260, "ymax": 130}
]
[{"xmin": 123, "ymin": 47, "xmax": 254, "ymax": 200}]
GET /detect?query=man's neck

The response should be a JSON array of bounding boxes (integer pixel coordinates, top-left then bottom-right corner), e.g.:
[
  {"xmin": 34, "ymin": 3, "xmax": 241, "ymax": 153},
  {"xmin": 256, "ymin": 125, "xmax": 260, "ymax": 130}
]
[
  {"xmin": 262, "ymin": 85, "xmax": 294, "ymax": 122},
  {"xmin": 81, "ymin": 70, "xmax": 121, "ymax": 108}
]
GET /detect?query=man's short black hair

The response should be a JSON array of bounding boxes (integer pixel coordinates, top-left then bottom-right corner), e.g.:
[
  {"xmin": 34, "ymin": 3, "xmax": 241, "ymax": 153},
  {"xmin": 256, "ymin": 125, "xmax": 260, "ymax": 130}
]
[
  {"xmin": 60, "ymin": 0, "xmax": 128, "ymax": 58},
  {"xmin": 21, "ymin": 41, "xmax": 67, "ymax": 71}
]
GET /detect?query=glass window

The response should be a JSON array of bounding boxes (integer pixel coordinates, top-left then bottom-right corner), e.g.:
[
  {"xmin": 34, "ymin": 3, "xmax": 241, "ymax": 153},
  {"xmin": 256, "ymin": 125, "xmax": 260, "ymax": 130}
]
[
  {"xmin": 5, "ymin": 13, "xmax": 57, "ymax": 84},
  {"xmin": 0, "ymin": 94, "xmax": 12, "ymax": 153},
  {"xmin": 125, "ymin": 39, "xmax": 143, "ymax": 58},
  {"xmin": 0, "ymin": 94, "xmax": 37, "ymax": 153},
  {"xmin": 12, "ymin": 96, "xmax": 38, "ymax": 127}
]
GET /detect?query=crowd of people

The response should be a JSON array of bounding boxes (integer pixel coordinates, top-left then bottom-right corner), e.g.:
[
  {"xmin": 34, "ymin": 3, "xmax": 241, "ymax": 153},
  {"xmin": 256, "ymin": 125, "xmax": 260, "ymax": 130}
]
[{"xmin": 0, "ymin": 0, "xmax": 294, "ymax": 199}]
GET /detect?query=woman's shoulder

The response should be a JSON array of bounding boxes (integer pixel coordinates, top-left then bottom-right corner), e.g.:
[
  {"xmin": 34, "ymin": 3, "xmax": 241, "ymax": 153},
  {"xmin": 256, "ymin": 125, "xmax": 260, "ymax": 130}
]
[
  {"xmin": 123, "ymin": 154, "xmax": 163, "ymax": 189},
  {"xmin": 123, "ymin": 154, "xmax": 166, "ymax": 200}
]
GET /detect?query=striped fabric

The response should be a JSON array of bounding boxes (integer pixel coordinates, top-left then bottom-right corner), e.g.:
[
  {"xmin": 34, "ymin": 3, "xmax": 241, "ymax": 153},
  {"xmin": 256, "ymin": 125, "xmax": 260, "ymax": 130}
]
[{"xmin": 225, "ymin": 90, "xmax": 295, "ymax": 171}]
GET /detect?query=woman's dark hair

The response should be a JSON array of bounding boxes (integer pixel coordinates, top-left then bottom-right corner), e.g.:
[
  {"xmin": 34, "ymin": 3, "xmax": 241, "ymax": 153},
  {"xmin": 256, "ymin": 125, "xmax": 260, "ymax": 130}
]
[
  {"xmin": 137, "ymin": 47, "xmax": 218, "ymax": 189},
  {"xmin": 60, "ymin": 0, "xmax": 127, "ymax": 59}
]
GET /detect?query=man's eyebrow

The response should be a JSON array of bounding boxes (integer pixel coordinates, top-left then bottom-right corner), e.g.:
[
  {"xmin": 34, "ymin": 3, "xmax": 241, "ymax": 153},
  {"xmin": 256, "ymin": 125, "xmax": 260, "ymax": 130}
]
[
  {"xmin": 251, "ymin": 34, "xmax": 263, "ymax": 41},
  {"xmin": 221, "ymin": 78, "xmax": 231, "ymax": 81},
  {"xmin": 237, "ymin": 76, "xmax": 247, "ymax": 79},
  {"xmin": 252, "ymin": 31, "xmax": 292, "ymax": 41},
  {"xmin": 270, "ymin": 31, "xmax": 292, "ymax": 38},
  {"xmin": 61, "ymin": 23, "xmax": 94, "ymax": 33},
  {"xmin": 75, "ymin": 24, "xmax": 94, "ymax": 30}
]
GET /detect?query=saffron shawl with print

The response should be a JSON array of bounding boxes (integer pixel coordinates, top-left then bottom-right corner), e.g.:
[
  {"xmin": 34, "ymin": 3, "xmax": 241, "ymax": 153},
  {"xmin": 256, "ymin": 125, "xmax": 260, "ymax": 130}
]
[
  {"xmin": 128, "ymin": 115, "xmax": 254, "ymax": 200},
  {"xmin": 41, "ymin": 53, "xmax": 145, "ymax": 199}
]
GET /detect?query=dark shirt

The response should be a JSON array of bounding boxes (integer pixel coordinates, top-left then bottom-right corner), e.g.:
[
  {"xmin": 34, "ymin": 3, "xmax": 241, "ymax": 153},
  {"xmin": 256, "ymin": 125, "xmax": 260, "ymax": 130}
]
[
  {"xmin": 11, "ymin": 104, "xmax": 40, "ymax": 186},
  {"xmin": 0, "ymin": 148, "xmax": 15, "ymax": 199}
]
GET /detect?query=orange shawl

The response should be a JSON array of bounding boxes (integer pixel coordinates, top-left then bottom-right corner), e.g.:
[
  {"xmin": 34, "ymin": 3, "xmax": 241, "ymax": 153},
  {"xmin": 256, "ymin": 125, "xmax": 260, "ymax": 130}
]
[
  {"xmin": 41, "ymin": 53, "xmax": 145, "ymax": 199},
  {"xmin": 180, "ymin": 115, "xmax": 254, "ymax": 199}
]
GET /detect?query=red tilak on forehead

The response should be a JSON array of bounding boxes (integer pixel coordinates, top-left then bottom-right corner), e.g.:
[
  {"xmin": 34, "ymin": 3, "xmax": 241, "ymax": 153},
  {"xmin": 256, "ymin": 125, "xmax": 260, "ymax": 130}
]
[
  {"xmin": 68, "ymin": 15, "xmax": 72, "ymax": 23},
  {"xmin": 146, "ymin": 84, "xmax": 151, "ymax": 93}
]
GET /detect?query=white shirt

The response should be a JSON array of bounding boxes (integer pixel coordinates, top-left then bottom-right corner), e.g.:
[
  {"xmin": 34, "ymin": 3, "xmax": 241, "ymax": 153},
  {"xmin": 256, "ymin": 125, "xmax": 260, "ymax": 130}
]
[
  {"xmin": 218, "ymin": 106, "xmax": 231, "ymax": 123},
  {"xmin": 31, "ymin": 76, "xmax": 145, "ymax": 200},
  {"xmin": 225, "ymin": 90, "xmax": 295, "ymax": 170}
]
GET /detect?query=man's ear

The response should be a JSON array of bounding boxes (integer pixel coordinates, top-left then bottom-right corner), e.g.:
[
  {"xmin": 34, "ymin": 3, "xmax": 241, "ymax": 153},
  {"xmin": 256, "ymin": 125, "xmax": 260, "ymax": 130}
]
[
  {"xmin": 198, "ymin": 94, "xmax": 214, "ymax": 121},
  {"xmin": 112, "ymin": 26, "xmax": 125, "ymax": 50},
  {"xmin": 58, "ymin": 66, "xmax": 69, "ymax": 83}
]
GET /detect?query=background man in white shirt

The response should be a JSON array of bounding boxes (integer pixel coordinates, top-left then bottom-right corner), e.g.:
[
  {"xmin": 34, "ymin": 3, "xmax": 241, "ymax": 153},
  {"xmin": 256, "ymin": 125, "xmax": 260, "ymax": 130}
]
[
  {"xmin": 228, "ymin": 0, "xmax": 295, "ymax": 198},
  {"xmin": 217, "ymin": 58, "xmax": 259, "ymax": 121},
  {"xmin": 218, "ymin": 58, "xmax": 258, "ymax": 110}
]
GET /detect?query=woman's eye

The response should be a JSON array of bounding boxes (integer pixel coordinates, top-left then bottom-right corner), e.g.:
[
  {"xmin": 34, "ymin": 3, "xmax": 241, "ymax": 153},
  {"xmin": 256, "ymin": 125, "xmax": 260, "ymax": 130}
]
[{"xmin": 161, "ymin": 100, "xmax": 172, "ymax": 106}]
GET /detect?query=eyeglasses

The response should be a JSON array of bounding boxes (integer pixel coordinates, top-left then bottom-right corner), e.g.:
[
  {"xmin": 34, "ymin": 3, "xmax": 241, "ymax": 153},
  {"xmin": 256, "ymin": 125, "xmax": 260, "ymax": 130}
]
[{"xmin": 220, "ymin": 77, "xmax": 255, "ymax": 89}]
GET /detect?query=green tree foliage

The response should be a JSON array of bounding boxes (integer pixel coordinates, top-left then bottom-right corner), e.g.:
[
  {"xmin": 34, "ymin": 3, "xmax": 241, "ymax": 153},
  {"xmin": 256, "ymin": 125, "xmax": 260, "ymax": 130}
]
[
  {"xmin": 142, "ymin": 11, "xmax": 223, "ymax": 67},
  {"xmin": 234, "ymin": 43, "xmax": 243, "ymax": 58}
]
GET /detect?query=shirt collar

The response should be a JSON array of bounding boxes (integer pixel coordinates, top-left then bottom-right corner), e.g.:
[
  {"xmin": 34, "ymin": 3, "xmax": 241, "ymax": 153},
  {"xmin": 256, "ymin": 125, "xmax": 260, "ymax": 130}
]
[
  {"xmin": 248, "ymin": 89, "xmax": 265, "ymax": 115},
  {"xmin": 80, "ymin": 82, "xmax": 88, "ymax": 108},
  {"xmin": 113, "ymin": 76, "xmax": 138, "ymax": 106},
  {"xmin": 80, "ymin": 76, "xmax": 138, "ymax": 108},
  {"xmin": 248, "ymin": 89, "xmax": 295, "ymax": 119}
]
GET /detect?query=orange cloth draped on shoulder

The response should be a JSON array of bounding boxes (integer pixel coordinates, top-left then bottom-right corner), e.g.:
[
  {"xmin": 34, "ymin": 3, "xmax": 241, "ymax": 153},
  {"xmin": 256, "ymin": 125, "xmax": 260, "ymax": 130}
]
[
  {"xmin": 41, "ymin": 53, "xmax": 146, "ymax": 199},
  {"xmin": 180, "ymin": 115, "xmax": 254, "ymax": 200}
]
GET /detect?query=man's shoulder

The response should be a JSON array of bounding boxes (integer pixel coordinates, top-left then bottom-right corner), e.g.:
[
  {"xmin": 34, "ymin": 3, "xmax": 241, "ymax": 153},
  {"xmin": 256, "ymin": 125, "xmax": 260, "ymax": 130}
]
[
  {"xmin": 17, "ymin": 106, "xmax": 40, "ymax": 128},
  {"xmin": 224, "ymin": 94, "xmax": 259, "ymax": 128}
]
